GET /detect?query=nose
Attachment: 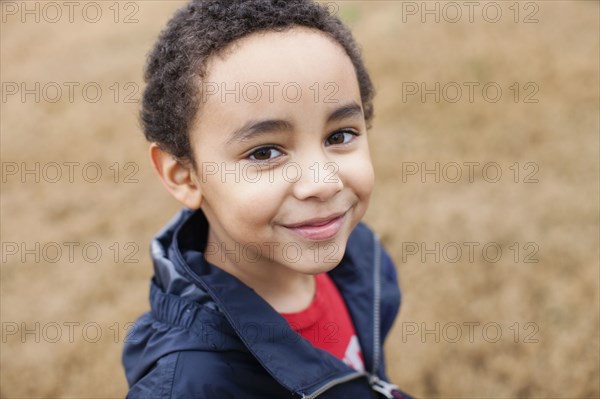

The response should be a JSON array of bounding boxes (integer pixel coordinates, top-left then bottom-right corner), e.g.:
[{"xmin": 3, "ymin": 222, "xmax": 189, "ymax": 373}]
[{"xmin": 290, "ymin": 159, "xmax": 343, "ymax": 201}]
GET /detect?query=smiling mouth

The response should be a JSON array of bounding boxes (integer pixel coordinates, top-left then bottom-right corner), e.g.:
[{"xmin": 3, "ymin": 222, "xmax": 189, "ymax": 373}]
[{"xmin": 283, "ymin": 211, "xmax": 348, "ymax": 241}]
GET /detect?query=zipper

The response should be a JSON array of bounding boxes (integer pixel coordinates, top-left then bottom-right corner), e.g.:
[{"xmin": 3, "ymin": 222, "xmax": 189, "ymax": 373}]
[
  {"xmin": 370, "ymin": 375, "xmax": 404, "ymax": 398},
  {"xmin": 372, "ymin": 233, "xmax": 382, "ymax": 376},
  {"xmin": 369, "ymin": 235, "xmax": 405, "ymax": 399},
  {"xmin": 302, "ymin": 372, "xmax": 404, "ymax": 399},
  {"xmin": 300, "ymin": 371, "xmax": 368, "ymax": 399}
]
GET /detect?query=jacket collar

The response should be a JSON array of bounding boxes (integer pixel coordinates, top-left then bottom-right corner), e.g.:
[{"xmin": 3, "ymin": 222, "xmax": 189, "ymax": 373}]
[{"xmin": 153, "ymin": 208, "xmax": 381, "ymax": 396}]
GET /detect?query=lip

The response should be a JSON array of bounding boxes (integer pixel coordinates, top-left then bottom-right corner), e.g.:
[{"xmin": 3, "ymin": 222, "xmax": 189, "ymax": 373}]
[{"xmin": 284, "ymin": 211, "xmax": 347, "ymax": 241}]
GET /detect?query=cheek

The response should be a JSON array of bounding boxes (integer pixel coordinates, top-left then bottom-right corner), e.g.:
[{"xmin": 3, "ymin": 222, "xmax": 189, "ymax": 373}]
[
  {"xmin": 341, "ymin": 151, "xmax": 375, "ymax": 201},
  {"xmin": 204, "ymin": 171, "xmax": 286, "ymax": 229}
]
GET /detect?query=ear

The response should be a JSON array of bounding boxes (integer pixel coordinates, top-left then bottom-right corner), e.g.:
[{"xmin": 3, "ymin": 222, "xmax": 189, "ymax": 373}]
[{"xmin": 149, "ymin": 143, "xmax": 202, "ymax": 209}]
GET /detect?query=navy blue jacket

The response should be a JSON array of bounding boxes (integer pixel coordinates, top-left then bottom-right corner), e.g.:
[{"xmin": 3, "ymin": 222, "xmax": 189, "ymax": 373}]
[{"xmin": 122, "ymin": 209, "xmax": 413, "ymax": 398}]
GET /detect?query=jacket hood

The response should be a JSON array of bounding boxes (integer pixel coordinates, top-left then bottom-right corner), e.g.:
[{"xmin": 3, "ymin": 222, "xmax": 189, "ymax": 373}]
[{"xmin": 150, "ymin": 209, "xmax": 215, "ymax": 305}]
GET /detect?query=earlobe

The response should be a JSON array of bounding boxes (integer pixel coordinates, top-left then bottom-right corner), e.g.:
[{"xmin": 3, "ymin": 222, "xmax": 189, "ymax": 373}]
[{"xmin": 149, "ymin": 143, "xmax": 203, "ymax": 209}]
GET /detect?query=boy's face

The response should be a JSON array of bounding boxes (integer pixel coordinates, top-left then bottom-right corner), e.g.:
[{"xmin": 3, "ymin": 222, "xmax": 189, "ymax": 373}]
[{"xmin": 190, "ymin": 27, "xmax": 374, "ymax": 274}]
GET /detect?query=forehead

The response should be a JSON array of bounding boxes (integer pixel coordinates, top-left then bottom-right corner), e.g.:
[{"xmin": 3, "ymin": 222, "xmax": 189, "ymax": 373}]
[
  {"xmin": 204, "ymin": 26, "xmax": 355, "ymax": 84},
  {"xmin": 193, "ymin": 27, "xmax": 362, "ymax": 135}
]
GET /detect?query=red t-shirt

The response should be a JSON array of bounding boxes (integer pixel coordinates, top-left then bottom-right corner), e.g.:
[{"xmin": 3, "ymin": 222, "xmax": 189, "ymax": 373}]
[{"xmin": 280, "ymin": 273, "xmax": 365, "ymax": 372}]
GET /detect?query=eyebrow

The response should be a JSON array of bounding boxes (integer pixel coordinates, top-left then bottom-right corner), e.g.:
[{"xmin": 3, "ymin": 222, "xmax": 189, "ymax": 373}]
[{"xmin": 226, "ymin": 101, "xmax": 363, "ymax": 144}]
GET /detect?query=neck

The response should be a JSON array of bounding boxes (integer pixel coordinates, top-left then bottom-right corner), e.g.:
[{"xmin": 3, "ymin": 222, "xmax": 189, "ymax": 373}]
[{"xmin": 204, "ymin": 228, "xmax": 316, "ymax": 313}]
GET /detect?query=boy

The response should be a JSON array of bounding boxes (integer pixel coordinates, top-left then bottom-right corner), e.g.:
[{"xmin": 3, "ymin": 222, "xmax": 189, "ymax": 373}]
[{"xmin": 123, "ymin": 1, "xmax": 413, "ymax": 397}]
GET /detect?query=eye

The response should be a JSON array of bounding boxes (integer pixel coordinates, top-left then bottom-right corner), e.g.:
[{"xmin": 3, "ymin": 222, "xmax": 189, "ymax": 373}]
[
  {"xmin": 326, "ymin": 129, "xmax": 359, "ymax": 146},
  {"xmin": 247, "ymin": 146, "xmax": 283, "ymax": 162}
]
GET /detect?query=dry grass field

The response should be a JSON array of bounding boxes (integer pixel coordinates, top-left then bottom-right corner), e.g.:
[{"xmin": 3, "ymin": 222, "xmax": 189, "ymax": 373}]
[{"xmin": 1, "ymin": 1, "xmax": 598, "ymax": 397}]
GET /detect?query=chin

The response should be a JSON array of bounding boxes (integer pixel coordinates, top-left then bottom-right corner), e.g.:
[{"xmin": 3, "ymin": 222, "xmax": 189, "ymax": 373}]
[
  {"xmin": 292, "ymin": 242, "xmax": 347, "ymax": 274},
  {"xmin": 293, "ymin": 262, "xmax": 339, "ymax": 275}
]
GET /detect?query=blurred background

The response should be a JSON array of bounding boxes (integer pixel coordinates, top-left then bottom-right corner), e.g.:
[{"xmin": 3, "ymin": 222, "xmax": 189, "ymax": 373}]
[{"xmin": 1, "ymin": 1, "xmax": 598, "ymax": 397}]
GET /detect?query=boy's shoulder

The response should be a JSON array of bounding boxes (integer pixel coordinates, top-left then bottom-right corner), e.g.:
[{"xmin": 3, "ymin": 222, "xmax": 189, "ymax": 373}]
[{"xmin": 125, "ymin": 348, "xmax": 294, "ymax": 399}]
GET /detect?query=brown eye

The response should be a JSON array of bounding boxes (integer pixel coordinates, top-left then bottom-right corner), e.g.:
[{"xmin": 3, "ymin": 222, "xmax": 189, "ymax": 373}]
[
  {"xmin": 328, "ymin": 132, "xmax": 345, "ymax": 145},
  {"xmin": 248, "ymin": 146, "xmax": 282, "ymax": 161},
  {"xmin": 326, "ymin": 130, "xmax": 357, "ymax": 146}
]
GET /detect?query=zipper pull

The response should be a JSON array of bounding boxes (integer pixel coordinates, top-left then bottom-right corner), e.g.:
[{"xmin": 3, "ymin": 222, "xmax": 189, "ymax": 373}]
[{"xmin": 369, "ymin": 376, "xmax": 405, "ymax": 398}]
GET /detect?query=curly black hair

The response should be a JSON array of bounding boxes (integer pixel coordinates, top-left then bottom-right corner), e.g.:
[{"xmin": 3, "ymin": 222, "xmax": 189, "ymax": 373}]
[{"xmin": 141, "ymin": 0, "xmax": 375, "ymax": 168}]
